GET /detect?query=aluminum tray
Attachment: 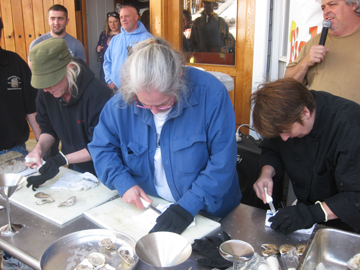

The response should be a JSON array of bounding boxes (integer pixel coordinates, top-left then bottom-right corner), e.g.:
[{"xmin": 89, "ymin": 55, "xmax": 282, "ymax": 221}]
[
  {"xmin": 40, "ymin": 229, "xmax": 138, "ymax": 270},
  {"xmin": 298, "ymin": 225, "xmax": 360, "ymax": 270}
]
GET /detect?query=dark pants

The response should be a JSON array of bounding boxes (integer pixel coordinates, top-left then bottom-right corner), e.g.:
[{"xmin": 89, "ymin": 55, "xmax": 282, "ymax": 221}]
[{"xmin": 100, "ymin": 66, "xmax": 106, "ymax": 84}]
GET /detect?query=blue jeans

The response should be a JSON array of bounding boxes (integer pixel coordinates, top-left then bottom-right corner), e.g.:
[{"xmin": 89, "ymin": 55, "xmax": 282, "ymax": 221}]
[
  {"xmin": 0, "ymin": 143, "xmax": 28, "ymax": 157},
  {"xmin": 99, "ymin": 66, "xmax": 106, "ymax": 84}
]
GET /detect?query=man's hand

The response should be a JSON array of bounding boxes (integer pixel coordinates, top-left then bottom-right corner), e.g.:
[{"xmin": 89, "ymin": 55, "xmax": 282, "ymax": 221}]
[
  {"xmin": 304, "ymin": 45, "xmax": 329, "ymax": 67},
  {"xmin": 285, "ymin": 45, "xmax": 330, "ymax": 82},
  {"xmin": 149, "ymin": 204, "xmax": 193, "ymax": 234},
  {"xmin": 122, "ymin": 185, "xmax": 151, "ymax": 209},
  {"xmin": 25, "ymin": 149, "xmax": 43, "ymax": 169},
  {"xmin": 107, "ymin": 82, "xmax": 117, "ymax": 90},
  {"xmin": 253, "ymin": 165, "xmax": 275, "ymax": 204},
  {"xmin": 26, "ymin": 152, "xmax": 68, "ymax": 191},
  {"xmin": 24, "ymin": 155, "xmax": 42, "ymax": 169},
  {"xmin": 269, "ymin": 203, "xmax": 326, "ymax": 234},
  {"xmin": 96, "ymin": 45, "xmax": 104, "ymax": 53}
]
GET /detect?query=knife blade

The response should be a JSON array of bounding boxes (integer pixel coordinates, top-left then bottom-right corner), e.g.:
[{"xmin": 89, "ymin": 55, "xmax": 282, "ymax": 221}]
[
  {"xmin": 264, "ymin": 187, "xmax": 276, "ymax": 215},
  {"xmin": 140, "ymin": 197, "xmax": 162, "ymax": 215}
]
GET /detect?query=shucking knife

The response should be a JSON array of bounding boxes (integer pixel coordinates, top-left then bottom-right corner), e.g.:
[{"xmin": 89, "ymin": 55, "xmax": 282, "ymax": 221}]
[
  {"xmin": 264, "ymin": 187, "xmax": 276, "ymax": 215},
  {"xmin": 140, "ymin": 197, "xmax": 162, "ymax": 214}
]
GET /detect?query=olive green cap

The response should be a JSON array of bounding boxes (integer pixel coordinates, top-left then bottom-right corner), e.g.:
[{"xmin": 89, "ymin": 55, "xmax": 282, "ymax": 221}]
[{"xmin": 29, "ymin": 37, "xmax": 71, "ymax": 89}]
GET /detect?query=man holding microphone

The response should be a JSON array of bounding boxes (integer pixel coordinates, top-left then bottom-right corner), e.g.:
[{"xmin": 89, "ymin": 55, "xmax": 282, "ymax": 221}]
[{"xmin": 285, "ymin": 0, "xmax": 360, "ymax": 103}]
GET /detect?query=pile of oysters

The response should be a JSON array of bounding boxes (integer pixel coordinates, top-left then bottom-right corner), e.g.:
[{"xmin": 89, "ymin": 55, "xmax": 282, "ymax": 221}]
[
  {"xmin": 74, "ymin": 236, "xmax": 136, "ymax": 270},
  {"xmin": 261, "ymin": 243, "xmax": 306, "ymax": 257},
  {"xmin": 34, "ymin": 192, "xmax": 76, "ymax": 207}
]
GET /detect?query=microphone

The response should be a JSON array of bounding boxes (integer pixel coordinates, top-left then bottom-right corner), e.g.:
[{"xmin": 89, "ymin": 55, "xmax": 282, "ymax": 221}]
[{"xmin": 319, "ymin": 20, "xmax": 331, "ymax": 46}]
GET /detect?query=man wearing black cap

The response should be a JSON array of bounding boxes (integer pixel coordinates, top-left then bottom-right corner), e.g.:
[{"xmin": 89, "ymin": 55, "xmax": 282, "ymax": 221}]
[
  {"xmin": 25, "ymin": 38, "xmax": 113, "ymax": 191},
  {"xmin": 0, "ymin": 17, "xmax": 40, "ymax": 157}
]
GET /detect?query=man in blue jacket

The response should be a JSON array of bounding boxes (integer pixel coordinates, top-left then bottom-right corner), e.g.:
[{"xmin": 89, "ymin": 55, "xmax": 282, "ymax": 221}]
[
  {"xmin": 103, "ymin": 5, "xmax": 153, "ymax": 90},
  {"xmin": 89, "ymin": 37, "xmax": 241, "ymax": 235}
]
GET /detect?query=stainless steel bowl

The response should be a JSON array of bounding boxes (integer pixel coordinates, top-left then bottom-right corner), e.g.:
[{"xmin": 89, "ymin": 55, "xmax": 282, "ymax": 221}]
[
  {"xmin": 135, "ymin": 231, "xmax": 192, "ymax": 269},
  {"xmin": 298, "ymin": 225, "xmax": 360, "ymax": 270},
  {"xmin": 40, "ymin": 229, "xmax": 138, "ymax": 270}
]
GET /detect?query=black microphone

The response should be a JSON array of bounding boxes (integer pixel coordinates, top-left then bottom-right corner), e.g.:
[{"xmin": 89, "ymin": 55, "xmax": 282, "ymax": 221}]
[{"xmin": 319, "ymin": 20, "xmax": 331, "ymax": 46}]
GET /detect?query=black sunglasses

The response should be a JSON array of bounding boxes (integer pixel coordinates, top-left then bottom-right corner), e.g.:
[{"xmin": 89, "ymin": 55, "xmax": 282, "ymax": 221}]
[{"xmin": 107, "ymin": 12, "xmax": 119, "ymax": 19}]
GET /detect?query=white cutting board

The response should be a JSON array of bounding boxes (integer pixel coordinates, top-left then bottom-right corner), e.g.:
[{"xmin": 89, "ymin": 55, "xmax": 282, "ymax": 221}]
[
  {"xmin": 84, "ymin": 196, "xmax": 221, "ymax": 244},
  {"xmin": 10, "ymin": 167, "xmax": 118, "ymax": 225}
]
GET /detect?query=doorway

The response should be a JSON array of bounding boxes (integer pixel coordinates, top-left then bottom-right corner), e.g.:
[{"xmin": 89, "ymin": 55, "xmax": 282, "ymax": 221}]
[{"xmin": 86, "ymin": 0, "xmax": 150, "ymax": 79}]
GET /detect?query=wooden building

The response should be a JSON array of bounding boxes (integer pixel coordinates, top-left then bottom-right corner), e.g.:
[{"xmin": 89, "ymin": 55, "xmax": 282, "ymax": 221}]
[{"xmin": 0, "ymin": 0, "xmax": 256, "ymax": 136}]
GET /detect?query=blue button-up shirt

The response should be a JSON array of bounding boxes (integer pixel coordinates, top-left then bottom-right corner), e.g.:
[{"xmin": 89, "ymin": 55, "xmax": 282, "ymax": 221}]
[{"xmin": 89, "ymin": 67, "xmax": 241, "ymax": 217}]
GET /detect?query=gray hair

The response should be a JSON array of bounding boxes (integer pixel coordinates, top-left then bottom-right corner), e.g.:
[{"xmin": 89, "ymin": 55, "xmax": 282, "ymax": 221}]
[
  {"xmin": 66, "ymin": 60, "xmax": 81, "ymax": 96},
  {"xmin": 317, "ymin": 0, "xmax": 360, "ymax": 16},
  {"xmin": 119, "ymin": 37, "xmax": 188, "ymax": 106},
  {"xmin": 345, "ymin": 0, "xmax": 360, "ymax": 16}
]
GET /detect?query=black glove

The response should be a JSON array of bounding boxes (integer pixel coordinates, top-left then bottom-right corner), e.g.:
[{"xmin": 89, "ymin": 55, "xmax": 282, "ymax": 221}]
[
  {"xmin": 26, "ymin": 152, "xmax": 68, "ymax": 191},
  {"xmin": 269, "ymin": 203, "xmax": 326, "ymax": 234},
  {"xmin": 192, "ymin": 231, "xmax": 232, "ymax": 269},
  {"xmin": 149, "ymin": 204, "xmax": 193, "ymax": 234}
]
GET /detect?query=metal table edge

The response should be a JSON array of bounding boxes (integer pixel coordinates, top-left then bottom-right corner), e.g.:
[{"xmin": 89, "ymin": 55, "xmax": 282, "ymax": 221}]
[{"xmin": 0, "ymin": 237, "xmax": 40, "ymax": 269}]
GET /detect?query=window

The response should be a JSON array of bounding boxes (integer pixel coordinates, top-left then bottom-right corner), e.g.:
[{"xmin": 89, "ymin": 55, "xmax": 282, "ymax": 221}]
[{"xmin": 183, "ymin": 0, "xmax": 237, "ymax": 66}]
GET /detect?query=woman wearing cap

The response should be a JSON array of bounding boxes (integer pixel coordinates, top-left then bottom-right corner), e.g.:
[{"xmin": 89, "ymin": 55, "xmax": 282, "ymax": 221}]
[
  {"xmin": 96, "ymin": 11, "xmax": 121, "ymax": 83},
  {"xmin": 88, "ymin": 37, "xmax": 241, "ymax": 234},
  {"xmin": 25, "ymin": 37, "xmax": 113, "ymax": 191}
]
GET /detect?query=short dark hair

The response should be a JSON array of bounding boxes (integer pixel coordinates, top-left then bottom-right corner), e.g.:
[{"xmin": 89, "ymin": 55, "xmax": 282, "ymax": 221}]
[
  {"xmin": 251, "ymin": 78, "xmax": 316, "ymax": 138},
  {"xmin": 48, "ymin": 4, "xmax": 68, "ymax": 19},
  {"xmin": 183, "ymin": 10, "xmax": 192, "ymax": 23}
]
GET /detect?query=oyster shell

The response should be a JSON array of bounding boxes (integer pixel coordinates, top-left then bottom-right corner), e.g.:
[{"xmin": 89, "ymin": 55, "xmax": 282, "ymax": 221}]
[
  {"xmin": 261, "ymin": 244, "xmax": 279, "ymax": 251},
  {"xmin": 279, "ymin": 244, "xmax": 295, "ymax": 255},
  {"xmin": 36, "ymin": 198, "xmax": 54, "ymax": 205},
  {"xmin": 261, "ymin": 243, "xmax": 279, "ymax": 257},
  {"xmin": 118, "ymin": 244, "xmax": 135, "ymax": 266},
  {"xmin": 87, "ymin": 252, "xmax": 105, "ymax": 267},
  {"xmin": 347, "ymin": 253, "xmax": 360, "ymax": 270},
  {"xmin": 58, "ymin": 196, "xmax": 76, "ymax": 207},
  {"xmin": 34, "ymin": 192, "xmax": 50, "ymax": 198},
  {"xmin": 296, "ymin": 244, "xmax": 306, "ymax": 256},
  {"xmin": 98, "ymin": 237, "xmax": 116, "ymax": 250},
  {"xmin": 262, "ymin": 249, "xmax": 280, "ymax": 257}
]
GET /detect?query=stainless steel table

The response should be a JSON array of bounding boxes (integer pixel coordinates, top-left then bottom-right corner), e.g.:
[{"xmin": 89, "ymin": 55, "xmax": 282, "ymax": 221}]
[
  {"xmin": 221, "ymin": 204, "xmax": 310, "ymax": 255},
  {"xmin": 0, "ymin": 197, "xmax": 311, "ymax": 270}
]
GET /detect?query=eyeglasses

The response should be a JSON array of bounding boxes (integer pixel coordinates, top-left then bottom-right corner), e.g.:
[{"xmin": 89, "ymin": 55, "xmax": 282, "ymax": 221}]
[
  {"xmin": 134, "ymin": 96, "xmax": 175, "ymax": 111},
  {"xmin": 107, "ymin": 12, "xmax": 119, "ymax": 19}
]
